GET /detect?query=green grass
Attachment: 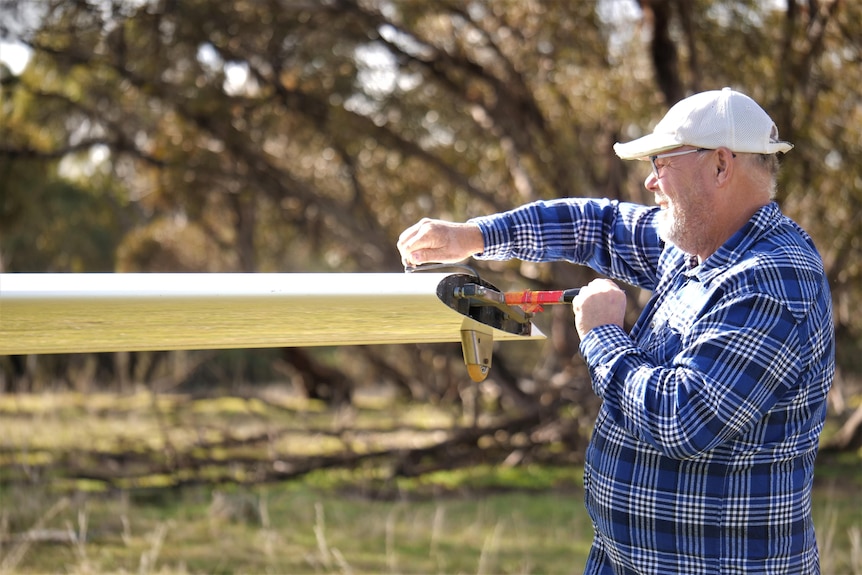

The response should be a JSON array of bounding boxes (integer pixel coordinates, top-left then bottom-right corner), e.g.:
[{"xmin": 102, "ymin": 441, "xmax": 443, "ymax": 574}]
[
  {"xmin": 1, "ymin": 474, "xmax": 859, "ymax": 574},
  {"xmin": 0, "ymin": 391, "xmax": 859, "ymax": 574},
  {"xmin": 0, "ymin": 482, "xmax": 592, "ymax": 574}
]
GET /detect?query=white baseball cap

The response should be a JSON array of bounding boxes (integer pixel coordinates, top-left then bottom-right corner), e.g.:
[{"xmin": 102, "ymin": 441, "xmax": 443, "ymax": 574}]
[{"xmin": 613, "ymin": 87, "xmax": 793, "ymax": 160}]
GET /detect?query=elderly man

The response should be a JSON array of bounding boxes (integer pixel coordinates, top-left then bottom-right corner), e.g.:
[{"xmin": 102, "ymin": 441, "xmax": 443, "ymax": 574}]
[{"xmin": 397, "ymin": 88, "xmax": 834, "ymax": 574}]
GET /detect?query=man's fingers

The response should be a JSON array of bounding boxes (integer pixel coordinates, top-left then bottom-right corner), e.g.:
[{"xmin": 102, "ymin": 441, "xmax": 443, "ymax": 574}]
[
  {"xmin": 571, "ymin": 279, "xmax": 627, "ymax": 338},
  {"xmin": 397, "ymin": 219, "xmax": 432, "ymax": 265},
  {"xmin": 397, "ymin": 218, "xmax": 429, "ymax": 247},
  {"xmin": 397, "ymin": 219, "xmax": 483, "ymax": 266}
]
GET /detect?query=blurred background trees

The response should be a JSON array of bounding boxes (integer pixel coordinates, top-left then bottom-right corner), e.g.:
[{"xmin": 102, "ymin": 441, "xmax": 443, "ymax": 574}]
[{"xmin": 1, "ymin": 0, "xmax": 861, "ymax": 452}]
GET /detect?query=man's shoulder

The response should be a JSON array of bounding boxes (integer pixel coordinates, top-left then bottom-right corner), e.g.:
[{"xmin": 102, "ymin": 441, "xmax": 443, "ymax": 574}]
[
  {"xmin": 728, "ymin": 225, "xmax": 829, "ymax": 320},
  {"xmin": 756, "ymin": 212, "xmax": 826, "ymax": 278}
]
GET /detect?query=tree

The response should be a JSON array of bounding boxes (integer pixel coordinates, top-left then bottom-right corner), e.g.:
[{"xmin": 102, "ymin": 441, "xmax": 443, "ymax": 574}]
[{"xmin": 1, "ymin": 0, "xmax": 861, "ymax": 465}]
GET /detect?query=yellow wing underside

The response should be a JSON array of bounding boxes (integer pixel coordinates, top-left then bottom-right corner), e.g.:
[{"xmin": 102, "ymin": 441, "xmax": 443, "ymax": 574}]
[{"xmin": 0, "ymin": 273, "xmax": 544, "ymax": 355}]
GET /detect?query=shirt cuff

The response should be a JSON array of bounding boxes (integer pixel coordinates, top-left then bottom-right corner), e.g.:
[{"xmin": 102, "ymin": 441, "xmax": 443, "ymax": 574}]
[
  {"xmin": 468, "ymin": 214, "xmax": 512, "ymax": 260},
  {"xmin": 579, "ymin": 324, "xmax": 636, "ymax": 398}
]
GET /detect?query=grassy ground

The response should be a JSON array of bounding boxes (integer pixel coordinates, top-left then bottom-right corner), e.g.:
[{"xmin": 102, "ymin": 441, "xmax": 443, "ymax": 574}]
[
  {"xmin": 2, "ymin": 473, "xmax": 859, "ymax": 574},
  {"xmin": 0, "ymin": 390, "xmax": 859, "ymax": 574},
  {"xmin": 1, "ymin": 482, "xmax": 593, "ymax": 574}
]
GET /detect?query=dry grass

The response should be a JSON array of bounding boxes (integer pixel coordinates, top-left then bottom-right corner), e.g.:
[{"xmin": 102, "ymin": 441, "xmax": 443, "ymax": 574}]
[
  {"xmin": 0, "ymin": 390, "xmax": 859, "ymax": 574},
  {"xmin": 0, "ymin": 483, "xmax": 591, "ymax": 574}
]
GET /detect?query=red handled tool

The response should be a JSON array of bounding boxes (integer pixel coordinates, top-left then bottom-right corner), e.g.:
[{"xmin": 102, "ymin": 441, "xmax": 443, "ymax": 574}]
[
  {"xmin": 453, "ymin": 284, "xmax": 580, "ymax": 317},
  {"xmin": 502, "ymin": 288, "xmax": 581, "ymax": 313}
]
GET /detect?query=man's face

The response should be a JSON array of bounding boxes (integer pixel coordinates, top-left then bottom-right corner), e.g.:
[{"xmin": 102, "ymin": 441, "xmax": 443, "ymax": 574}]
[{"xmin": 647, "ymin": 148, "xmax": 714, "ymax": 255}]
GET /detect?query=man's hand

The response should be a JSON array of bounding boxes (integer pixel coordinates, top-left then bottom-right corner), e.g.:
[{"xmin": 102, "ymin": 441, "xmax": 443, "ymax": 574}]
[
  {"xmin": 397, "ymin": 218, "xmax": 484, "ymax": 267},
  {"xmin": 572, "ymin": 279, "xmax": 627, "ymax": 338}
]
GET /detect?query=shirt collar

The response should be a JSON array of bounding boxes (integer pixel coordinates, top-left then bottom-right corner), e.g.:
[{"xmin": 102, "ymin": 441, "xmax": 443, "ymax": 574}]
[{"xmin": 682, "ymin": 202, "xmax": 782, "ymax": 283}]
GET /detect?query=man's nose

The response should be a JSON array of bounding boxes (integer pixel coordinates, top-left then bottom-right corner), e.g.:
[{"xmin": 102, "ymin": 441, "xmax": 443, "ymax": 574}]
[{"xmin": 644, "ymin": 172, "xmax": 659, "ymax": 192}]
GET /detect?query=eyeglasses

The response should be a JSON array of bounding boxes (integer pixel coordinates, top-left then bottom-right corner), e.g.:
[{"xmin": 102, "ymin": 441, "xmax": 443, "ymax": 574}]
[{"xmin": 649, "ymin": 148, "xmax": 708, "ymax": 178}]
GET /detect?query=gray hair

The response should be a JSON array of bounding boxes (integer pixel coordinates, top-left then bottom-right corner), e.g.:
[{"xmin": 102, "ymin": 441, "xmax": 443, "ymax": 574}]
[{"xmin": 747, "ymin": 153, "xmax": 780, "ymax": 198}]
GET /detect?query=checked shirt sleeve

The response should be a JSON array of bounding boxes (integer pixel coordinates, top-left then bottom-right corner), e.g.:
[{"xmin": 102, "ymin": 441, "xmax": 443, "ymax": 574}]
[
  {"xmin": 580, "ymin": 292, "xmax": 803, "ymax": 460},
  {"xmin": 469, "ymin": 198, "xmax": 664, "ymax": 291}
]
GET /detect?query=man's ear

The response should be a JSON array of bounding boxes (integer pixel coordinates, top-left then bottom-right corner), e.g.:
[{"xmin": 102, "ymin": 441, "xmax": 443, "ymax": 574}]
[{"xmin": 714, "ymin": 147, "xmax": 734, "ymax": 187}]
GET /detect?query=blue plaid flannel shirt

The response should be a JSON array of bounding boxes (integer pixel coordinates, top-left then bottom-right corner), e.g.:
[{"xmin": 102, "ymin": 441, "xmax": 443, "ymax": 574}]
[{"xmin": 471, "ymin": 199, "xmax": 834, "ymax": 574}]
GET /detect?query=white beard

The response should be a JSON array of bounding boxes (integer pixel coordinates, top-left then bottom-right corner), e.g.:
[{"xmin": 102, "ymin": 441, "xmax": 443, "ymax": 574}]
[
  {"xmin": 656, "ymin": 207, "xmax": 681, "ymax": 247},
  {"xmin": 656, "ymin": 200, "xmax": 707, "ymax": 256}
]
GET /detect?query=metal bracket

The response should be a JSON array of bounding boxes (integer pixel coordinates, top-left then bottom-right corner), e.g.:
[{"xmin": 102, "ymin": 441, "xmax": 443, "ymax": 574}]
[
  {"xmin": 452, "ymin": 283, "xmax": 532, "ymax": 324},
  {"xmin": 434, "ymin": 275, "xmax": 537, "ymax": 383},
  {"xmin": 436, "ymin": 276, "xmax": 533, "ymax": 337},
  {"xmin": 451, "ymin": 283, "xmax": 531, "ymax": 383},
  {"xmin": 460, "ymin": 328, "xmax": 494, "ymax": 382}
]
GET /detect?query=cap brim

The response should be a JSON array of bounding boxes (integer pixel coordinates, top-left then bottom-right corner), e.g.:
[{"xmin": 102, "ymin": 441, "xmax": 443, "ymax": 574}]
[
  {"xmin": 764, "ymin": 141, "xmax": 794, "ymax": 154},
  {"xmin": 613, "ymin": 133, "xmax": 684, "ymax": 160},
  {"xmin": 615, "ymin": 136, "xmax": 795, "ymax": 159}
]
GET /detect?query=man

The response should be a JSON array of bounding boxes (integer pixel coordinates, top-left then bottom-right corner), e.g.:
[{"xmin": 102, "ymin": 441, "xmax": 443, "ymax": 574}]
[{"xmin": 397, "ymin": 88, "xmax": 834, "ymax": 574}]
